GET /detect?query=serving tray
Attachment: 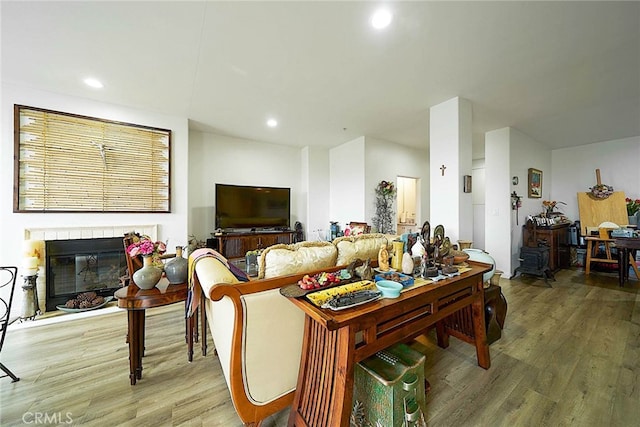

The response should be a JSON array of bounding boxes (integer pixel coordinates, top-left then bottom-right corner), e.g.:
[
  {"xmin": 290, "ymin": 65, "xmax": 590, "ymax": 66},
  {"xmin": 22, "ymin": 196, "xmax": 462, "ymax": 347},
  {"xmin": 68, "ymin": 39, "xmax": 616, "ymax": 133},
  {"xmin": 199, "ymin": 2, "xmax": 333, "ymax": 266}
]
[
  {"xmin": 305, "ymin": 280, "xmax": 377, "ymax": 307},
  {"xmin": 321, "ymin": 290, "xmax": 382, "ymax": 311},
  {"xmin": 279, "ymin": 270, "xmax": 355, "ymax": 298}
]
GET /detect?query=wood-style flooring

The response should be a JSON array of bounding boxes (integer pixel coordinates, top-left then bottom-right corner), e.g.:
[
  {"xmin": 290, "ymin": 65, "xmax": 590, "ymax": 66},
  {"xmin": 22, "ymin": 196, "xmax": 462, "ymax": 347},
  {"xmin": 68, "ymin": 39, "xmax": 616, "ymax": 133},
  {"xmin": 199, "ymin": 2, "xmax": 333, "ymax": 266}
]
[{"xmin": 1, "ymin": 268, "xmax": 638, "ymax": 426}]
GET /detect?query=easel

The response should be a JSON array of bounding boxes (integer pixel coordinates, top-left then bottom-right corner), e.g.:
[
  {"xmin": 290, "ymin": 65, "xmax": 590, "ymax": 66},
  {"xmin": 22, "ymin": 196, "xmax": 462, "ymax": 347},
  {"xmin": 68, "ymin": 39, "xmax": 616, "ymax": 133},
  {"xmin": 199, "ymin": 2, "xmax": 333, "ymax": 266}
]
[{"xmin": 577, "ymin": 190, "xmax": 637, "ymax": 276}]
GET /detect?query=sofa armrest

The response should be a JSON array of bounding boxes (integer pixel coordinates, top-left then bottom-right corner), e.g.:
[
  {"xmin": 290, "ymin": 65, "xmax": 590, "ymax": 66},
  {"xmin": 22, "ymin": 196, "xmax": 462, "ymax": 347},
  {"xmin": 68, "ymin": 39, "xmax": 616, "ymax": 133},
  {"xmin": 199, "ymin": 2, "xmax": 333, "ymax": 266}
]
[{"xmin": 198, "ymin": 265, "xmax": 344, "ymax": 425}]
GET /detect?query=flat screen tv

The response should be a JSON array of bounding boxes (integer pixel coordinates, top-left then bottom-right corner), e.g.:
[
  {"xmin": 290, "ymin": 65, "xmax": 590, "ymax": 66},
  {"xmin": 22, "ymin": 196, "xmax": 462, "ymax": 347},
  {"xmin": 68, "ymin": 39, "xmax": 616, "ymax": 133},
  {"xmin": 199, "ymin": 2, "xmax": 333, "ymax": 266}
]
[{"xmin": 215, "ymin": 183, "xmax": 291, "ymax": 230}]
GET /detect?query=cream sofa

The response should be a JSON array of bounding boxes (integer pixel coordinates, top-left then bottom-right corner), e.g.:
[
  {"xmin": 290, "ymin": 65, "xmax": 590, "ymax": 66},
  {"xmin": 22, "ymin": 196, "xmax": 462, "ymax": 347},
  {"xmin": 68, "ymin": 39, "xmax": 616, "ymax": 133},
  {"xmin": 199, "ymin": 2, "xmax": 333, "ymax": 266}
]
[{"xmin": 192, "ymin": 233, "xmax": 394, "ymax": 426}]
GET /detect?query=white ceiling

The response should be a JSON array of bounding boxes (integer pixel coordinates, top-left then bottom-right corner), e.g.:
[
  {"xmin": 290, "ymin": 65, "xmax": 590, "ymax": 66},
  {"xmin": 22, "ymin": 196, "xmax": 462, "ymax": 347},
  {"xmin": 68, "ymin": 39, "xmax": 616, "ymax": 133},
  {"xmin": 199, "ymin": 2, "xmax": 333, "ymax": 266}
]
[{"xmin": 2, "ymin": 1, "xmax": 639, "ymax": 157}]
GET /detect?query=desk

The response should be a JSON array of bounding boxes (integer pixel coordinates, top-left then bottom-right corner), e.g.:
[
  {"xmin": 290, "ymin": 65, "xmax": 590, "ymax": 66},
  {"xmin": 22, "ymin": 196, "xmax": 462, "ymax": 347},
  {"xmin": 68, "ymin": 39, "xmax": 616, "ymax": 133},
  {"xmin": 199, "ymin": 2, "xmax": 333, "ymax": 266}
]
[
  {"xmin": 285, "ymin": 262, "xmax": 491, "ymax": 427},
  {"xmin": 614, "ymin": 237, "xmax": 640, "ymax": 286},
  {"xmin": 115, "ymin": 279, "xmax": 188, "ymax": 385}
]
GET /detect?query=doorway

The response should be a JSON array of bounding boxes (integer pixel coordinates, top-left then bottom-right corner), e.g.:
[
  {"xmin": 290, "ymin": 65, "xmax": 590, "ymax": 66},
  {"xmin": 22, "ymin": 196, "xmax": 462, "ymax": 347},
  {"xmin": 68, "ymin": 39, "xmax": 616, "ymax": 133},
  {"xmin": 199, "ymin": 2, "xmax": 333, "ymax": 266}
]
[{"xmin": 397, "ymin": 176, "xmax": 419, "ymax": 234}]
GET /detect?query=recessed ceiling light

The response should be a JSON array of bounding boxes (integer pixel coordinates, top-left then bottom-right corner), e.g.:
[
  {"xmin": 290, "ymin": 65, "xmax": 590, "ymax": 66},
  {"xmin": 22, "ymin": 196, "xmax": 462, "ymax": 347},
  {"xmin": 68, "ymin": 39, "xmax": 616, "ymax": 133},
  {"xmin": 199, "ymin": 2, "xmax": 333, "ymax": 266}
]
[
  {"xmin": 371, "ymin": 8, "xmax": 392, "ymax": 29},
  {"xmin": 83, "ymin": 77, "xmax": 104, "ymax": 89},
  {"xmin": 267, "ymin": 119, "xmax": 278, "ymax": 128}
]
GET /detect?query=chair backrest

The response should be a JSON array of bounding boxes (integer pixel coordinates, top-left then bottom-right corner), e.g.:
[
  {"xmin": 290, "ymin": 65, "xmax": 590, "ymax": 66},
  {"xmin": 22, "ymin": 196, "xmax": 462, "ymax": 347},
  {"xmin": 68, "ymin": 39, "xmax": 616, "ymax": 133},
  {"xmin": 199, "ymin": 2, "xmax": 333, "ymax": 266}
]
[
  {"xmin": 0, "ymin": 266, "xmax": 18, "ymax": 352},
  {"xmin": 123, "ymin": 232, "xmax": 144, "ymax": 281},
  {"xmin": 349, "ymin": 222, "xmax": 371, "ymax": 235}
]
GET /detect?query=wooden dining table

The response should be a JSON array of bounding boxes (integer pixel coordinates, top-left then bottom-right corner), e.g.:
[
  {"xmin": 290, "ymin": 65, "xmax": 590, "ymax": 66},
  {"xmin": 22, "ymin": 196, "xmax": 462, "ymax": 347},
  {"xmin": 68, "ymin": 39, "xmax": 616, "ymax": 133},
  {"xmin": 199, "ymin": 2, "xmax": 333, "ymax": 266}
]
[{"xmin": 284, "ymin": 261, "xmax": 492, "ymax": 427}]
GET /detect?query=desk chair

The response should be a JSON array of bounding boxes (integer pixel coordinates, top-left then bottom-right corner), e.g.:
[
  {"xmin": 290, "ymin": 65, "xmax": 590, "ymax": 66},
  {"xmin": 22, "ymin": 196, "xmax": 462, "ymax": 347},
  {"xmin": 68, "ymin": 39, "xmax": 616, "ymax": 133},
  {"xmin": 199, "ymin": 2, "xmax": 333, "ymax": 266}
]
[{"xmin": 0, "ymin": 266, "xmax": 20, "ymax": 382}]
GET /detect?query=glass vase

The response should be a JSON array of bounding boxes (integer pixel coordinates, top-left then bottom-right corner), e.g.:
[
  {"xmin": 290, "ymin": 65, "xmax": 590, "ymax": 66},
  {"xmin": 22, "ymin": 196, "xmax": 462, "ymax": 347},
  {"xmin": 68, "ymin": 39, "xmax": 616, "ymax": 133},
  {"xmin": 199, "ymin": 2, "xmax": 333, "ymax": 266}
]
[{"xmin": 132, "ymin": 254, "xmax": 162, "ymax": 290}]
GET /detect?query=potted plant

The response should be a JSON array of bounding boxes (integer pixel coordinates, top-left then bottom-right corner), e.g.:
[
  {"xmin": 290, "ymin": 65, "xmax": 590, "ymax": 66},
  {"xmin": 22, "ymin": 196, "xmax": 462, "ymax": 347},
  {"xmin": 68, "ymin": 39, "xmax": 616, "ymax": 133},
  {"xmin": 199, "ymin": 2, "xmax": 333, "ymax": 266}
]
[
  {"xmin": 372, "ymin": 180, "xmax": 396, "ymax": 234},
  {"xmin": 626, "ymin": 197, "xmax": 640, "ymax": 225}
]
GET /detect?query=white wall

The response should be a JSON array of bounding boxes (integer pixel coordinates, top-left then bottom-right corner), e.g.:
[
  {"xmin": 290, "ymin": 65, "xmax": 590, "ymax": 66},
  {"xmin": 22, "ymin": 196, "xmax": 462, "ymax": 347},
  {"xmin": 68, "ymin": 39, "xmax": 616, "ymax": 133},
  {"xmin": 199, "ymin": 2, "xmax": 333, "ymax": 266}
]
[
  {"xmin": 1, "ymin": 83, "xmax": 190, "ymax": 272},
  {"xmin": 329, "ymin": 137, "xmax": 366, "ymax": 233},
  {"xmin": 303, "ymin": 146, "xmax": 330, "ymax": 241},
  {"xmin": 188, "ymin": 130, "xmax": 305, "ymax": 241},
  {"xmin": 485, "ymin": 128, "xmax": 512, "ymax": 275},
  {"xmin": 429, "ymin": 97, "xmax": 473, "ymax": 243},
  {"xmin": 509, "ymin": 128, "xmax": 552, "ymax": 273},
  {"xmin": 364, "ymin": 137, "xmax": 429, "ymax": 234},
  {"xmin": 472, "ymin": 159, "xmax": 486, "ymax": 249},
  {"xmin": 485, "ymin": 127, "xmax": 551, "ymax": 276},
  {"xmin": 551, "ymin": 135, "xmax": 640, "ymax": 222}
]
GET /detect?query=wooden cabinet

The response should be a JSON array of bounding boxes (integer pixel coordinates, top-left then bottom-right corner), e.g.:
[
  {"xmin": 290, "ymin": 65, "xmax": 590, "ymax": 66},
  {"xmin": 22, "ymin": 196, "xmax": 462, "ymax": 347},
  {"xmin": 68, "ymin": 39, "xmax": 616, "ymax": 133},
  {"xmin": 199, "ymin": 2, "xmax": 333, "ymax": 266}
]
[
  {"xmin": 522, "ymin": 222, "xmax": 570, "ymax": 271},
  {"xmin": 213, "ymin": 231, "xmax": 294, "ymax": 259}
]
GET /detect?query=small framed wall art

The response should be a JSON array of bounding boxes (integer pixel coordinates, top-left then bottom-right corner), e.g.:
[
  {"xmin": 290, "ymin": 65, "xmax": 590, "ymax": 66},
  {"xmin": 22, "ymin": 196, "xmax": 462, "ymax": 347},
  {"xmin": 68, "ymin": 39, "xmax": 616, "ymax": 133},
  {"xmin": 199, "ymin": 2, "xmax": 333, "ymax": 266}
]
[
  {"xmin": 528, "ymin": 168, "xmax": 542, "ymax": 198},
  {"xmin": 463, "ymin": 175, "xmax": 472, "ymax": 193}
]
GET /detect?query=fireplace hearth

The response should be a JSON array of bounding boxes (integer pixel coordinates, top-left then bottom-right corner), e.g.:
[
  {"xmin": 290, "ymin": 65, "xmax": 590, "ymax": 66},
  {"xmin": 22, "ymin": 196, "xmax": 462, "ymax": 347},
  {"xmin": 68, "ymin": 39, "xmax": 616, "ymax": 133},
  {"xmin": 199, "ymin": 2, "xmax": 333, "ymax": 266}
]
[{"xmin": 45, "ymin": 238, "xmax": 127, "ymax": 311}]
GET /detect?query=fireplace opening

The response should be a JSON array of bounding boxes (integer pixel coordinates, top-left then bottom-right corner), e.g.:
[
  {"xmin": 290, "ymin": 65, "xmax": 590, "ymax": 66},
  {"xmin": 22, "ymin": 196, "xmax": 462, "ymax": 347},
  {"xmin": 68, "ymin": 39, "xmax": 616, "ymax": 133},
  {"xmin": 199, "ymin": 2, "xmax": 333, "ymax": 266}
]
[{"xmin": 45, "ymin": 237, "xmax": 127, "ymax": 311}]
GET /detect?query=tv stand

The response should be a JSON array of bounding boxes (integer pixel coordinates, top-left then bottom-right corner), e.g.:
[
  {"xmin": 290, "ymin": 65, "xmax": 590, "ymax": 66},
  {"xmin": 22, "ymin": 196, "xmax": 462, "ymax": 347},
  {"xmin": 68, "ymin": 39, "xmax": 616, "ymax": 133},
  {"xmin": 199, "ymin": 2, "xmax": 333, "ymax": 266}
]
[{"xmin": 212, "ymin": 230, "xmax": 294, "ymax": 259}]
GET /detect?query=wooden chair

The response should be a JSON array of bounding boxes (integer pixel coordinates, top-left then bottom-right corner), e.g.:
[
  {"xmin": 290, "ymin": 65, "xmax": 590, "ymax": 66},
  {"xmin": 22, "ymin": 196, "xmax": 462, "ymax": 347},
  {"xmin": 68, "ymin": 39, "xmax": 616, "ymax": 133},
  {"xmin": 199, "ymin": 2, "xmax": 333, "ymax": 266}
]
[
  {"xmin": 585, "ymin": 234, "xmax": 640, "ymax": 278},
  {"xmin": 0, "ymin": 266, "xmax": 20, "ymax": 382},
  {"xmin": 122, "ymin": 232, "xmax": 144, "ymax": 285},
  {"xmin": 348, "ymin": 221, "xmax": 371, "ymax": 235}
]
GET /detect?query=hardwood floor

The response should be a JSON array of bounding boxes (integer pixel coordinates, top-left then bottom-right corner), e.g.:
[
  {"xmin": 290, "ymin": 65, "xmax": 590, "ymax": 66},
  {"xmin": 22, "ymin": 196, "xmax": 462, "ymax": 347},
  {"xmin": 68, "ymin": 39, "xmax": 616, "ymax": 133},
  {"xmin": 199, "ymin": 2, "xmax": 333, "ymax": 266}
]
[{"xmin": 1, "ymin": 268, "xmax": 638, "ymax": 426}]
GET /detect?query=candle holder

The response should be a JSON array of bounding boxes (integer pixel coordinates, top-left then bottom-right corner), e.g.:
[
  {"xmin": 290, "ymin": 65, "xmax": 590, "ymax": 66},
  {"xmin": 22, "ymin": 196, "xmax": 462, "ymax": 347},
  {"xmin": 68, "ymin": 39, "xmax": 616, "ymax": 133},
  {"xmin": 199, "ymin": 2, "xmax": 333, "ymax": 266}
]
[{"xmin": 21, "ymin": 273, "xmax": 40, "ymax": 321}]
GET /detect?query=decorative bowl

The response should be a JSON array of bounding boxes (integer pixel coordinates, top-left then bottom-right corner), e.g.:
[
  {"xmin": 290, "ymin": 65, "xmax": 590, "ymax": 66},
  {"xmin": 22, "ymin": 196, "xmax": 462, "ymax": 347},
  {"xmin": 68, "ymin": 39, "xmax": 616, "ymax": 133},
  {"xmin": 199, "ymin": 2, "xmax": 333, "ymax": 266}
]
[
  {"xmin": 375, "ymin": 280, "xmax": 403, "ymax": 298},
  {"xmin": 462, "ymin": 248, "xmax": 495, "ymax": 283},
  {"xmin": 450, "ymin": 250, "xmax": 470, "ymax": 264}
]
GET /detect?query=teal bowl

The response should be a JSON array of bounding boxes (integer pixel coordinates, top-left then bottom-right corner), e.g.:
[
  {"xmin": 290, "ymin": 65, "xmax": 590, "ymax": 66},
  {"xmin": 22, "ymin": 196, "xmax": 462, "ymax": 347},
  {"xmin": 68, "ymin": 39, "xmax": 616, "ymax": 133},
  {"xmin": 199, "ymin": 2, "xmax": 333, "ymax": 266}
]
[{"xmin": 376, "ymin": 280, "xmax": 403, "ymax": 298}]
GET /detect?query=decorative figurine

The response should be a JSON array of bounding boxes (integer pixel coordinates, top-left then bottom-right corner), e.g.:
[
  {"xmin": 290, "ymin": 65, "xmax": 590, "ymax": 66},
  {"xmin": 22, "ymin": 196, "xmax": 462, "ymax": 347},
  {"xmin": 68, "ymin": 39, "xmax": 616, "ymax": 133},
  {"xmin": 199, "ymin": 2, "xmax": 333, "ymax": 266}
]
[{"xmin": 378, "ymin": 244, "xmax": 390, "ymax": 271}]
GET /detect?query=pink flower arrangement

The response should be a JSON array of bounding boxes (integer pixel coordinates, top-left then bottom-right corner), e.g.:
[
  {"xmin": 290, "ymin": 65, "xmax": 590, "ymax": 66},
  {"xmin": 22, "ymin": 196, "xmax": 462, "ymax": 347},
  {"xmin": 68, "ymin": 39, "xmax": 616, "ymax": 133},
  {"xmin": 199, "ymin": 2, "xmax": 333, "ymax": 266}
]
[
  {"xmin": 375, "ymin": 180, "xmax": 396, "ymax": 197},
  {"xmin": 127, "ymin": 237, "xmax": 166, "ymax": 257}
]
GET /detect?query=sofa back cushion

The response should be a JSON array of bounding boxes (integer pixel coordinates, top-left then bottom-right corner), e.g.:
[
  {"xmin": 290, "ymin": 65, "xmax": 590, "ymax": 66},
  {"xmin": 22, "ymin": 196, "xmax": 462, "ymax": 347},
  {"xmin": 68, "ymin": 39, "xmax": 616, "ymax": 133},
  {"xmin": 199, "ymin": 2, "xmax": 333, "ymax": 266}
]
[
  {"xmin": 258, "ymin": 241, "xmax": 338, "ymax": 279},
  {"xmin": 333, "ymin": 233, "xmax": 391, "ymax": 266}
]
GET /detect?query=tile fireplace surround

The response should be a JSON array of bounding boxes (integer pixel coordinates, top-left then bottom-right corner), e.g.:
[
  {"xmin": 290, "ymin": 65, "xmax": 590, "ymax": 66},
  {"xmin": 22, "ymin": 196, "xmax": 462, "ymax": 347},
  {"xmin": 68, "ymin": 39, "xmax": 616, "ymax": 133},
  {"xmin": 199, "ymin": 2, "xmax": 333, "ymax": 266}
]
[{"xmin": 21, "ymin": 225, "xmax": 158, "ymax": 318}]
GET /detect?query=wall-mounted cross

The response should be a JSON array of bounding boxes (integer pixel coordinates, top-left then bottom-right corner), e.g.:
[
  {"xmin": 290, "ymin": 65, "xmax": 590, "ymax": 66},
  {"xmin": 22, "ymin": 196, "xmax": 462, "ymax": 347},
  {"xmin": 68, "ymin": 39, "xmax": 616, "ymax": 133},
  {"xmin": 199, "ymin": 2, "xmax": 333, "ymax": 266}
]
[{"xmin": 440, "ymin": 164, "xmax": 446, "ymax": 176}]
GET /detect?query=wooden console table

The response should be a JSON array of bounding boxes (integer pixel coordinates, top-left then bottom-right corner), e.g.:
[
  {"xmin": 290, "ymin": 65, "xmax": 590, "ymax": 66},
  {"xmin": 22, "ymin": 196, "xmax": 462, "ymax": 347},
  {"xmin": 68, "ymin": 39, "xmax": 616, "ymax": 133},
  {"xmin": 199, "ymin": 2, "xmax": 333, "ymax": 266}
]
[
  {"xmin": 285, "ymin": 262, "xmax": 491, "ymax": 427},
  {"xmin": 115, "ymin": 279, "xmax": 188, "ymax": 385},
  {"xmin": 523, "ymin": 222, "xmax": 570, "ymax": 271},
  {"xmin": 212, "ymin": 231, "xmax": 294, "ymax": 259}
]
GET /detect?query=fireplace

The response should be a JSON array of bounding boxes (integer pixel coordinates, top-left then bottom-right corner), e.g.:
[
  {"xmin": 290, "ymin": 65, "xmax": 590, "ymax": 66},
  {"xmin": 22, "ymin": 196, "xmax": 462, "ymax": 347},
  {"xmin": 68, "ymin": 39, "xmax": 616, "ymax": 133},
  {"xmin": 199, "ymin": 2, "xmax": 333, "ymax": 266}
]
[{"xmin": 45, "ymin": 237, "xmax": 127, "ymax": 311}]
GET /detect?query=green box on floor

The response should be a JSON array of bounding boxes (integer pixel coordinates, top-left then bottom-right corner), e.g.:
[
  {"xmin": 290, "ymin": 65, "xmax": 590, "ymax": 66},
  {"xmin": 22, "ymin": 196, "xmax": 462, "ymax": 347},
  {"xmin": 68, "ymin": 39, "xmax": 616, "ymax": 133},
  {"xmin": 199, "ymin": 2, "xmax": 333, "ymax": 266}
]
[{"xmin": 352, "ymin": 343, "xmax": 427, "ymax": 427}]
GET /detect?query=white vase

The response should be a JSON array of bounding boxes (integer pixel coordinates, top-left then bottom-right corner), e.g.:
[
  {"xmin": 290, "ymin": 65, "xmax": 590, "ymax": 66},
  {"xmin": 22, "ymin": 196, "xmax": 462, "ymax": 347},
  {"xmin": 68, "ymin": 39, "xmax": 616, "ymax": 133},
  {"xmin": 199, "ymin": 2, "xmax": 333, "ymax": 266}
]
[{"xmin": 402, "ymin": 252, "xmax": 414, "ymax": 275}]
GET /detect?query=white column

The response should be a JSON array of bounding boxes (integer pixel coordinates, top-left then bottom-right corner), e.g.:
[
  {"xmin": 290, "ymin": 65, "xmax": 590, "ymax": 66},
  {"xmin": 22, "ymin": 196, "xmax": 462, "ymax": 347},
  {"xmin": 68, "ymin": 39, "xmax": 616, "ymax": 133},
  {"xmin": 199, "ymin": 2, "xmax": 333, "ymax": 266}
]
[
  {"xmin": 429, "ymin": 97, "xmax": 473, "ymax": 243},
  {"xmin": 485, "ymin": 127, "xmax": 512, "ymax": 276}
]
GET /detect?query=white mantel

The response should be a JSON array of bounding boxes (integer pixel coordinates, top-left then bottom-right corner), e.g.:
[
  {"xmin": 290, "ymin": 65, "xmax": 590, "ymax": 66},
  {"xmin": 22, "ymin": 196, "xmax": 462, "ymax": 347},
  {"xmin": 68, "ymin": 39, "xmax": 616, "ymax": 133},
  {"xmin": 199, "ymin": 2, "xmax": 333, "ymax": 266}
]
[{"xmin": 25, "ymin": 224, "xmax": 158, "ymax": 242}]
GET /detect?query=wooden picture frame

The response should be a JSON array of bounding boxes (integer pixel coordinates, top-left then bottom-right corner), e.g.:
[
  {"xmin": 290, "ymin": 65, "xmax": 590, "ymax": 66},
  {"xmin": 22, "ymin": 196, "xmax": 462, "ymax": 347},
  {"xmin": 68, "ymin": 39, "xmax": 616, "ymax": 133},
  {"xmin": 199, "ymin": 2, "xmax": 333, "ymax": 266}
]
[
  {"xmin": 528, "ymin": 168, "xmax": 542, "ymax": 198},
  {"xmin": 14, "ymin": 105, "xmax": 171, "ymax": 212}
]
